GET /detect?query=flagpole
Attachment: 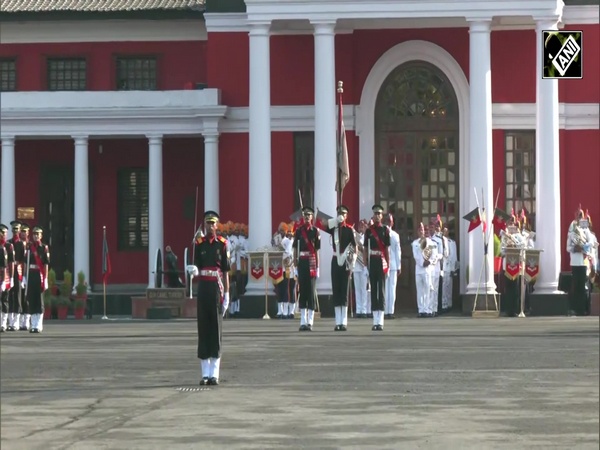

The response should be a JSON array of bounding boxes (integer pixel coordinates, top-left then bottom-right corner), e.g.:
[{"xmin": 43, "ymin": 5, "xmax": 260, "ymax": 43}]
[
  {"xmin": 102, "ymin": 226, "xmax": 108, "ymax": 320},
  {"xmin": 337, "ymin": 80, "xmax": 343, "ymax": 207}
]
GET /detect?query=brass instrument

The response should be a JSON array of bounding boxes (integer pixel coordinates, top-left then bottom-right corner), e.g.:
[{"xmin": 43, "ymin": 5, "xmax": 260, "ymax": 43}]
[
  {"xmin": 420, "ymin": 237, "xmax": 437, "ymax": 262},
  {"xmin": 570, "ymin": 223, "xmax": 590, "ymax": 255}
]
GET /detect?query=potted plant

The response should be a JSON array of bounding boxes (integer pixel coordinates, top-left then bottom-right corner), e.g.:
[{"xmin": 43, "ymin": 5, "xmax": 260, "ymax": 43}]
[
  {"xmin": 55, "ymin": 296, "xmax": 70, "ymax": 320},
  {"xmin": 493, "ymin": 234, "xmax": 502, "ymax": 274},
  {"xmin": 57, "ymin": 270, "xmax": 73, "ymax": 320},
  {"xmin": 43, "ymin": 290, "xmax": 53, "ymax": 320},
  {"xmin": 75, "ymin": 271, "xmax": 88, "ymax": 299},
  {"xmin": 73, "ymin": 298, "xmax": 86, "ymax": 320}
]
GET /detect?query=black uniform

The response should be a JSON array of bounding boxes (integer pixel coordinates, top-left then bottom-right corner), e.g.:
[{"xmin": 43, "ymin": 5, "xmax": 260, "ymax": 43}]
[
  {"xmin": 323, "ymin": 223, "xmax": 355, "ymax": 307},
  {"xmin": 293, "ymin": 224, "xmax": 320, "ymax": 310},
  {"xmin": 25, "ymin": 242, "xmax": 50, "ymax": 315},
  {"xmin": 364, "ymin": 224, "xmax": 390, "ymax": 311},
  {"xmin": 194, "ymin": 235, "xmax": 230, "ymax": 359},
  {"xmin": 1, "ymin": 240, "xmax": 14, "ymax": 319},
  {"xmin": 10, "ymin": 236, "xmax": 26, "ymax": 316}
]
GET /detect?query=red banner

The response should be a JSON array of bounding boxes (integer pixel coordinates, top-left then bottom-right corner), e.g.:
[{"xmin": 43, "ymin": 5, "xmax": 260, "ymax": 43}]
[
  {"xmin": 504, "ymin": 250, "xmax": 521, "ymax": 281},
  {"xmin": 524, "ymin": 250, "xmax": 541, "ymax": 282},
  {"xmin": 249, "ymin": 253, "xmax": 264, "ymax": 281},
  {"xmin": 268, "ymin": 254, "xmax": 284, "ymax": 284}
]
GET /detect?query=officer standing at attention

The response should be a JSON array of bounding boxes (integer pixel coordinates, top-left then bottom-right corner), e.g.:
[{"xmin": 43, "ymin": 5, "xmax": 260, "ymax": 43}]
[
  {"xmin": 362, "ymin": 205, "xmax": 390, "ymax": 331},
  {"xmin": 187, "ymin": 211, "xmax": 231, "ymax": 386}
]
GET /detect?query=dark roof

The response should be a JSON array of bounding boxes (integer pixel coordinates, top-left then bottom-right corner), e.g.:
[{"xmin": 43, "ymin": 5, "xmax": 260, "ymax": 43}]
[{"xmin": 1, "ymin": 0, "xmax": 205, "ymax": 12}]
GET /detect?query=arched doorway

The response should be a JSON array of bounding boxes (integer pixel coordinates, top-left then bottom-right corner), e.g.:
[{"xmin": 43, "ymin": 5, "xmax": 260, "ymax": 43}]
[{"xmin": 375, "ymin": 61, "xmax": 459, "ymax": 312}]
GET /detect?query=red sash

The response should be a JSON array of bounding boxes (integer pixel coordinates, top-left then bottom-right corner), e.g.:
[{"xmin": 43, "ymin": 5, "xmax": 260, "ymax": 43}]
[
  {"xmin": 370, "ymin": 226, "xmax": 389, "ymax": 275},
  {"xmin": 30, "ymin": 243, "xmax": 47, "ymax": 289},
  {"xmin": 300, "ymin": 226, "xmax": 318, "ymax": 278}
]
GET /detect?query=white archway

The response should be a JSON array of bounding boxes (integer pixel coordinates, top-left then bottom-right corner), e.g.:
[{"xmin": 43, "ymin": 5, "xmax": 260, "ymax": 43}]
[{"xmin": 356, "ymin": 39, "xmax": 470, "ymax": 293}]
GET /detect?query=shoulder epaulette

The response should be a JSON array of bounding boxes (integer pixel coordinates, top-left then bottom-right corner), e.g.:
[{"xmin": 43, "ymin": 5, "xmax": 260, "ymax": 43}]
[
  {"xmin": 217, "ymin": 236, "xmax": 228, "ymax": 245},
  {"xmin": 196, "ymin": 237, "xmax": 204, "ymax": 244}
]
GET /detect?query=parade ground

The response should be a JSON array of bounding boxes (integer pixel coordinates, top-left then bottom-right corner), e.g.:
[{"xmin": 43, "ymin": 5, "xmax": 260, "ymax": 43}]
[{"xmin": 1, "ymin": 316, "xmax": 599, "ymax": 450}]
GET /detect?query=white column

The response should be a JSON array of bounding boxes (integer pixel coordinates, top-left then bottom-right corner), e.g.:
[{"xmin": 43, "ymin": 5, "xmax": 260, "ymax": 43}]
[
  {"xmin": 466, "ymin": 20, "xmax": 496, "ymax": 295},
  {"xmin": 147, "ymin": 135, "xmax": 164, "ymax": 289},
  {"xmin": 312, "ymin": 20, "xmax": 337, "ymax": 294},
  {"xmin": 246, "ymin": 22, "xmax": 272, "ymax": 295},
  {"xmin": 73, "ymin": 135, "xmax": 90, "ymax": 292},
  {"xmin": 1, "ymin": 136, "xmax": 16, "ymax": 226},
  {"xmin": 203, "ymin": 134, "xmax": 220, "ymax": 213},
  {"xmin": 534, "ymin": 19, "xmax": 561, "ymax": 293}
]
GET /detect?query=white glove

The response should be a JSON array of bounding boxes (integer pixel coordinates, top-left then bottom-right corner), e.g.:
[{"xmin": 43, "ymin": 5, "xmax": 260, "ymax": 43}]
[
  {"xmin": 316, "ymin": 268, "xmax": 320, "ymax": 278},
  {"xmin": 222, "ymin": 293, "xmax": 230, "ymax": 316},
  {"xmin": 44, "ymin": 277, "xmax": 48, "ymax": 291},
  {"xmin": 21, "ymin": 277, "xmax": 26, "ymax": 289},
  {"xmin": 10, "ymin": 278, "xmax": 14, "ymax": 289},
  {"xmin": 0, "ymin": 283, "xmax": 4, "ymax": 293},
  {"xmin": 186, "ymin": 265, "xmax": 199, "ymax": 277},
  {"xmin": 293, "ymin": 268, "xmax": 298, "ymax": 278},
  {"xmin": 337, "ymin": 215, "xmax": 344, "ymax": 224}
]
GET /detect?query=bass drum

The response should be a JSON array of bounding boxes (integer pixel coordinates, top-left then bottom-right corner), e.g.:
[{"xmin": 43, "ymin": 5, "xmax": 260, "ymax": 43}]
[{"xmin": 154, "ymin": 248, "xmax": 163, "ymax": 288}]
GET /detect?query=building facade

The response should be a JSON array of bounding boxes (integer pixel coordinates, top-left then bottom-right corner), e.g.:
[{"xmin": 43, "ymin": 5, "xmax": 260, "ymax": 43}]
[{"xmin": 0, "ymin": 0, "xmax": 598, "ymax": 311}]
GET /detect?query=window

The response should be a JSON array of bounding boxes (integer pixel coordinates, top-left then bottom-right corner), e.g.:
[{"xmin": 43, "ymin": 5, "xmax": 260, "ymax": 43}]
[
  {"xmin": 294, "ymin": 132, "xmax": 315, "ymax": 211},
  {"xmin": 505, "ymin": 131, "xmax": 536, "ymax": 228},
  {"xmin": 47, "ymin": 58, "xmax": 87, "ymax": 91},
  {"xmin": 0, "ymin": 59, "xmax": 17, "ymax": 91},
  {"xmin": 118, "ymin": 169, "xmax": 149, "ymax": 250},
  {"xmin": 116, "ymin": 57, "xmax": 157, "ymax": 90}
]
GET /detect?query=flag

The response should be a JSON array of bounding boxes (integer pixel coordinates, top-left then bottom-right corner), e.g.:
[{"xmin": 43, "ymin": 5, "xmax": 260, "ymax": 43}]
[
  {"xmin": 335, "ymin": 85, "xmax": 350, "ymax": 198},
  {"xmin": 492, "ymin": 208, "xmax": 511, "ymax": 233},
  {"xmin": 102, "ymin": 228, "xmax": 112, "ymax": 284},
  {"xmin": 520, "ymin": 208, "xmax": 528, "ymax": 229},
  {"xmin": 481, "ymin": 208, "xmax": 488, "ymax": 234},
  {"xmin": 462, "ymin": 207, "xmax": 481, "ymax": 233}
]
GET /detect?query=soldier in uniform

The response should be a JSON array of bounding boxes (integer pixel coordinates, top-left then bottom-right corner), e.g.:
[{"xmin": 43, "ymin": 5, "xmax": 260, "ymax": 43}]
[
  {"xmin": 293, "ymin": 207, "xmax": 320, "ymax": 331},
  {"xmin": 567, "ymin": 208, "xmax": 594, "ymax": 316},
  {"xmin": 384, "ymin": 214, "xmax": 401, "ymax": 320},
  {"xmin": 353, "ymin": 219, "xmax": 369, "ymax": 318},
  {"xmin": 362, "ymin": 205, "xmax": 390, "ymax": 331},
  {"xmin": 187, "ymin": 211, "xmax": 231, "ymax": 386},
  {"xmin": 412, "ymin": 222, "xmax": 438, "ymax": 317},
  {"xmin": 24, "ymin": 226, "xmax": 50, "ymax": 333},
  {"xmin": 441, "ymin": 227, "xmax": 458, "ymax": 312},
  {"xmin": 318, "ymin": 205, "xmax": 356, "ymax": 331},
  {"xmin": 8, "ymin": 221, "xmax": 26, "ymax": 330},
  {"xmin": 282, "ymin": 224, "xmax": 297, "ymax": 318},
  {"xmin": 16, "ymin": 223, "xmax": 31, "ymax": 330},
  {"xmin": 1, "ymin": 224, "xmax": 15, "ymax": 332},
  {"xmin": 429, "ymin": 217, "xmax": 447, "ymax": 317}
]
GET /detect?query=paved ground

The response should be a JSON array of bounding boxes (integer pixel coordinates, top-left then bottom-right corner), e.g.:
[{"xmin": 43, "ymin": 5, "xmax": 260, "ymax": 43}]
[{"xmin": 1, "ymin": 316, "xmax": 599, "ymax": 450}]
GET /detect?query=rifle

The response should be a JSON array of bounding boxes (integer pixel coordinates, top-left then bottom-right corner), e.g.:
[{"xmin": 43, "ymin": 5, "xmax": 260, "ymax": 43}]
[{"xmin": 189, "ymin": 186, "xmax": 199, "ymax": 298}]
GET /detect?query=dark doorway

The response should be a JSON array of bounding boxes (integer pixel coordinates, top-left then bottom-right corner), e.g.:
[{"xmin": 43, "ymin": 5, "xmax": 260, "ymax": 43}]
[
  {"xmin": 375, "ymin": 61, "xmax": 460, "ymax": 312},
  {"xmin": 40, "ymin": 166, "xmax": 74, "ymax": 281}
]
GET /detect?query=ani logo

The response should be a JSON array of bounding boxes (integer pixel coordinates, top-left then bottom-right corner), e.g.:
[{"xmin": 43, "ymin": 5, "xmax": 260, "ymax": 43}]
[{"xmin": 542, "ymin": 31, "xmax": 583, "ymax": 79}]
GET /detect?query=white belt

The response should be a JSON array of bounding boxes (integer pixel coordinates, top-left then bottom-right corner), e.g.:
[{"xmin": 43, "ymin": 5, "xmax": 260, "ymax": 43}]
[
  {"xmin": 29, "ymin": 264, "xmax": 40, "ymax": 269},
  {"xmin": 199, "ymin": 270, "xmax": 220, "ymax": 277},
  {"xmin": 369, "ymin": 250, "xmax": 383, "ymax": 256},
  {"xmin": 299, "ymin": 251, "xmax": 312, "ymax": 256}
]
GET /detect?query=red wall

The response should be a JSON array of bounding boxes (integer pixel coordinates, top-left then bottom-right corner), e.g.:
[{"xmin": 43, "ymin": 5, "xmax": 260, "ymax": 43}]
[
  {"xmin": 0, "ymin": 41, "xmax": 207, "ymax": 91},
  {"xmin": 559, "ymin": 24, "xmax": 600, "ymax": 103},
  {"xmin": 206, "ymin": 32, "xmax": 249, "ymax": 106}
]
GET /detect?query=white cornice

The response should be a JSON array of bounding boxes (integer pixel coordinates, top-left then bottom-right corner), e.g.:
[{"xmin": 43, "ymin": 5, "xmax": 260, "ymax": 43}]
[
  {"xmin": 204, "ymin": 13, "xmax": 249, "ymax": 33},
  {"xmin": 561, "ymin": 5, "xmax": 600, "ymax": 25},
  {"xmin": 0, "ymin": 19, "xmax": 207, "ymax": 44},
  {"xmin": 1, "ymin": 96, "xmax": 597, "ymax": 137}
]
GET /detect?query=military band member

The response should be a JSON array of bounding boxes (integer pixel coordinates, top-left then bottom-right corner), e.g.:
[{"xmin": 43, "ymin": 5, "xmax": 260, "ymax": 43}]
[
  {"xmin": 363, "ymin": 205, "xmax": 390, "ymax": 331},
  {"xmin": 187, "ymin": 211, "xmax": 231, "ymax": 386},
  {"xmin": 319, "ymin": 205, "xmax": 356, "ymax": 331},
  {"xmin": 272, "ymin": 222, "xmax": 286, "ymax": 250},
  {"xmin": 0, "ymin": 224, "xmax": 15, "ymax": 332},
  {"xmin": 441, "ymin": 227, "xmax": 458, "ymax": 312},
  {"xmin": 412, "ymin": 222, "xmax": 438, "ymax": 317},
  {"xmin": 16, "ymin": 223, "xmax": 30, "ymax": 330},
  {"xmin": 567, "ymin": 209, "xmax": 594, "ymax": 316},
  {"xmin": 281, "ymin": 225, "xmax": 296, "ymax": 319},
  {"xmin": 24, "ymin": 226, "xmax": 50, "ymax": 333},
  {"xmin": 384, "ymin": 214, "xmax": 401, "ymax": 319},
  {"xmin": 293, "ymin": 207, "xmax": 320, "ymax": 331},
  {"xmin": 353, "ymin": 220, "xmax": 369, "ymax": 318},
  {"xmin": 275, "ymin": 222, "xmax": 290, "ymax": 318},
  {"xmin": 429, "ymin": 217, "xmax": 447, "ymax": 316}
]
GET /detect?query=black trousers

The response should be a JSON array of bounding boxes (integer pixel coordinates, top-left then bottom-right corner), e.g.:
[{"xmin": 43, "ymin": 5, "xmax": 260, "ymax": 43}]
[
  {"xmin": 504, "ymin": 277, "xmax": 520, "ymax": 316},
  {"xmin": 368, "ymin": 258, "xmax": 386, "ymax": 311},
  {"xmin": 1, "ymin": 290, "xmax": 8, "ymax": 314},
  {"xmin": 26, "ymin": 270, "xmax": 43, "ymax": 314},
  {"xmin": 197, "ymin": 280, "xmax": 223, "ymax": 359},
  {"xmin": 570, "ymin": 266, "xmax": 587, "ymax": 315},
  {"xmin": 297, "ymin": 259, "xmax": 316, "ymax": 310},
  {"xmin": 9, "ymin": 272, "xmax": 22, "ymax": 313},
  {"xmin": 331, "ymin": 257, "xmax": 350, "ymax": 307}
]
